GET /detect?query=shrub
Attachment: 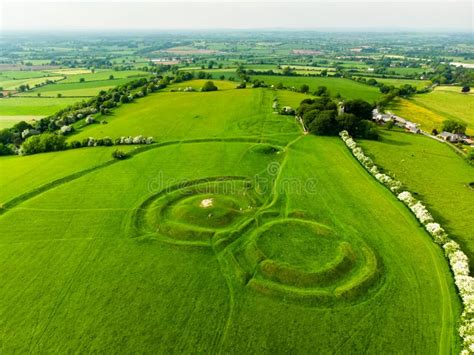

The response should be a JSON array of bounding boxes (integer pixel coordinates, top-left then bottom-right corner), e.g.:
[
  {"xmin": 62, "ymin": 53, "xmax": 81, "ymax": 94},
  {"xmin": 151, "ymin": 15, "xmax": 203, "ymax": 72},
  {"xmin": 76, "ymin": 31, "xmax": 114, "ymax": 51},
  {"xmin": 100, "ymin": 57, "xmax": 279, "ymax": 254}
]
[
  {"xmin": 201, "ymin": 81, "xmax": 218, "ymax": 92},
  {"xmin": 69, "ymin": 141, "xmax": 82, "ymax": 149},
  {"xmin": 0, "ymin": 143, "xmax": 13, "ymax": 156},
  {"xmin": 21, "ymin": 133, "xmax": 66, "ymax": 155},
  {"xmin": 112, "ymin": 149, "xmax": 128, "ymax": 160}
]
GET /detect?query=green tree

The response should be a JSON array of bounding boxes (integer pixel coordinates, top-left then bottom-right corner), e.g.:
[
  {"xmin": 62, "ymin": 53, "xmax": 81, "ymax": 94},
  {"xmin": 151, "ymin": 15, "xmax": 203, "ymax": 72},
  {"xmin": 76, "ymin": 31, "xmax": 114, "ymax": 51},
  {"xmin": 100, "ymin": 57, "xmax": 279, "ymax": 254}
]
[
  {"xmin": 21, "ymin": 133, "xmax": 66, "ymax": 155},
  {"xmin": 201, "ymin": 81, "xmax": 218, "ymax": 92},
  {"xmin": 308, "ymin": 110, "xmax": 337, "ymax": 135},
  {"xmin": 343, "ymin": 99, "xmax": 373, "ymax": 120},
  {"xmin": 442, "ymin": 120, "xmax": 466, "ymax": 134},
  {"xmin": 300, "ymin": 84, "xmax": 310, "ymax": 94}
]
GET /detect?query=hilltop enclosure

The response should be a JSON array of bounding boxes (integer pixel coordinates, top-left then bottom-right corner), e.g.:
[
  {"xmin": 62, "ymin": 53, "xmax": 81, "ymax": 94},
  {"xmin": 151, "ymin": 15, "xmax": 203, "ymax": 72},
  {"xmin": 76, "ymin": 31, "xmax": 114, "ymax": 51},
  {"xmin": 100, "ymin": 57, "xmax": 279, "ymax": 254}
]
[{"xmin": 0, "ymin": 85, "xmax": 461, "ymax": 352}]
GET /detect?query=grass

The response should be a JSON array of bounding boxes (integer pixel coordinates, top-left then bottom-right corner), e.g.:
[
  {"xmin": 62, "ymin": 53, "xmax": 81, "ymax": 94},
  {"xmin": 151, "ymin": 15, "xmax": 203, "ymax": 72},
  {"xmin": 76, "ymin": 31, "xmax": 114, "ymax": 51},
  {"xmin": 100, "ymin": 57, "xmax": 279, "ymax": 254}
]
[
  {"xmin": 167, "ymin": 79, "xmax": 238, "ymax": 91},
  {"xmin": 388, "ymin": 88, "xmax": 474, "ymax": 134},
  {"xmin": 17, "ymin": 78, "xmax": 137, "ymax": 97},
  {"xmin": 0, "ymin": 115, "xmax": 41, "ymax": 129},
  {"xmin": 0, "ymin": 76, "xmax": 65, "ymax": 90},
  {"xmin": 58, "ymin": 69, "xmax": 150, "ymax": 83},
  {"xmin": 250, "ymin": 75, "xmax": 382, "ymax": 103},
  {"xmin": 0, "ymin": 88, "xmax": 461, "ymax": 352},
  {"xmin": 359, "ymin": 129, "xmax": 474, "ymax": 265},
  {"xmin": 0, "ymin": 97, "xmax": 81, "ymax": 116},
  {"xmin": 70, "ymin": 88, "xmax": 300, "ymax": 142},
  {"xmin": 275, "ymin": 90, "xmax": 312, "ymax": 107},
  {"xmin": 357, "ymin": 77, "xmax": 431, "ymax": 89}
]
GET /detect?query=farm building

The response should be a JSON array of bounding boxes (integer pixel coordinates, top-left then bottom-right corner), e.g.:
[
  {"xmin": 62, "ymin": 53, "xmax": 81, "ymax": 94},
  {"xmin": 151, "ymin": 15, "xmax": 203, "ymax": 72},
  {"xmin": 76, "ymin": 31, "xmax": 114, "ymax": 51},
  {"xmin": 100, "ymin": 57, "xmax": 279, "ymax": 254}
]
[
  {"xmin": 438, "ymin": 131, "xmax": 462, "ymax": 142},
  {"xmin": 405, "ymin": 122, "xmax": 421, "ymax": 134}
]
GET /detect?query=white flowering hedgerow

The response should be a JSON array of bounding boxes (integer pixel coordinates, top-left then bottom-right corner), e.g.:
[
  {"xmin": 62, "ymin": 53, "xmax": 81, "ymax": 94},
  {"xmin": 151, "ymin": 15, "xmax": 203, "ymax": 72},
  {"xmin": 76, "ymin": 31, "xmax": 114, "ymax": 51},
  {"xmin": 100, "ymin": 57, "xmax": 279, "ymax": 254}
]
[{"xmin": 340, "ymin": 130, "xmax": 474, "ymax": 353}]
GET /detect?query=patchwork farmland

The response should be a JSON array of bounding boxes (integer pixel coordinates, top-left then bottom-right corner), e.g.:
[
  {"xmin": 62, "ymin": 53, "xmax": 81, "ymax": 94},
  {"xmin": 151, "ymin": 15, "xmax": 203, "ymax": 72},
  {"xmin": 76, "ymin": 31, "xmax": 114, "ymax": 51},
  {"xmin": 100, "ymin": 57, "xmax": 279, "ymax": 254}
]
[{"xmin": 0, "ymin": 28, "xmax": 473, "ymax": 353}]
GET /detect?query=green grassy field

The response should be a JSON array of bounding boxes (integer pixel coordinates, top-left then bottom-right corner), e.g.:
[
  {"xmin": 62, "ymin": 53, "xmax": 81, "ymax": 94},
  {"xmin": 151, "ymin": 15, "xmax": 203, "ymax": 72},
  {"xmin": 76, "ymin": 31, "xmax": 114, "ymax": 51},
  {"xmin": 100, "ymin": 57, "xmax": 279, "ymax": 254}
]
[
  {"xmin": 357, "ymin": 77, "xmax": 431, "ymax": 89},
  {"xmin": 0, "ymin": 115, "xmax": 41, "ymax": 129},
  {"xmin": 275, "ymin": 90, "xmax": 312, "ymax": 107},
  {"xmin": 70, "ymin": 87, "xmax": 299, "ymax": 142},
  {"xmin": 0, "ymin": 75, "xmax": 65, "ymax": 90},
  {"xmin": 18, "ymin": 78, "xmax": 138, "ymax": 97},
  {"xmin": 388, "ymin": 88, "xmax": 474, "ymax": 134},
  {"xmin": 359, "ymin": 129, "xmax": 474, "ymax": 264},
  {"xmin": 0, "ymin": 87, "xmax": 461, "ymax": 352},
  {"xmin": 167, "ymin": 79, "xmax": 237, "ymax": 91},
  {"xmin": 58, "ymin": 69, "xmax": 149, "ymax": 83},
  {"xmin": 0, "ymin": 97, "xmax": 82, "ymax": 116},
  {"xmin": 250, "ymin": 75, "xmax": 382, "ymax": 102}
]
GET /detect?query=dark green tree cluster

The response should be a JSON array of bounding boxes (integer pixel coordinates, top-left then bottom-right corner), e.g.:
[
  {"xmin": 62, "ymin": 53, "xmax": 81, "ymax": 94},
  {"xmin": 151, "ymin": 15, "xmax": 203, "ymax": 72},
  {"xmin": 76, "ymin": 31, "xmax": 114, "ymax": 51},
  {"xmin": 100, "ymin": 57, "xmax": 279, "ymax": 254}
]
[
  {"xmin": 201, "ymin": 81, "xmax": 218, "ymax": 92},
  {"xmin": 298, "ymin": 98, "xmax": 378, "ymax": 139},
  {"xmin": 21, "ymin": 133, "xmax": 67, "ymax": 155}
]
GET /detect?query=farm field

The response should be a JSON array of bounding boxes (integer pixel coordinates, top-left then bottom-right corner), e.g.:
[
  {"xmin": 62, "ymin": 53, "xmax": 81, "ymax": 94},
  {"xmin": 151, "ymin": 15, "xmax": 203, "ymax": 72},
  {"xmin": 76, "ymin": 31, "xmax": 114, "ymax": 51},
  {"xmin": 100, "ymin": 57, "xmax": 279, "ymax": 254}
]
[
  {"xmin": 58, "ymin": 69, "xmax": 150, "ymax": 83},
  {"xmin": 18, "ymin": 78, "xmax": 138, "ymax": 97},
  {"xmin": 0, "ymin": 115, "xmax": 40, "ymax": 129},
  {"xmin": 70, "ymin": 87, "xmax": 300, "ymax": 142},
  {"xmin": 359, "ymin": 129, "xmax": 474, "ymax": 266},
  {"xmin": 250, "ymin": 75, "xmax": 382, "ymax": 102},
  {"xmin": 0, "ymin": 97, "xmax": 82, "ymax": 116},
  {"xmin": 167, "ymin": 79, "xmax": 237, "ymax": 91},
  {"xmin": 0, "ymin": 75, "xmax": 65, "ymax": 90},
  {"xmin": 0, "ymin": 87, "xmax": 461, "ymax": 352},
  {"xmin": 389, "ymin": 88, "xmax": 474, "ymax": 134},
  {"xmin": 357, "ymin": 77, "xmax": 431, "ymax": 89}
]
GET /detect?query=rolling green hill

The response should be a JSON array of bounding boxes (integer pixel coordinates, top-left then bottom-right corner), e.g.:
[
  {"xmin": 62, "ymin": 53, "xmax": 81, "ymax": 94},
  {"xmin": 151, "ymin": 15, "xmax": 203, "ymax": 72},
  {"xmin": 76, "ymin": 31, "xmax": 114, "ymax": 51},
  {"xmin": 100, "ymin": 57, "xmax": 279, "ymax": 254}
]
[{"xmin": 0, "ymin": 87, "xmax": 461, "ymax": 352}]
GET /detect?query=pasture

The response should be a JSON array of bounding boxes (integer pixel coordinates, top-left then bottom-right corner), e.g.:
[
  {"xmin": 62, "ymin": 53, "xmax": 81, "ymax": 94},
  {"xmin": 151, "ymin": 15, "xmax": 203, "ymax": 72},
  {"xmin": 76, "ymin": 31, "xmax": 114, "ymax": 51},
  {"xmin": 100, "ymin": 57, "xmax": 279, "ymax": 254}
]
[
  {"xmin": 357, "ymin": 77, "xmax": 431, "ymax": 89},
  {"xmin": 0, "ymin": 97, "xmax": 82, "ymax": 116},
  {"xmin": 0, "ymin": 87, "xmax": 461, "ymax": 352},
  {"xmin": 0, "ymin": 115, "xmax": 40, "ymax": 129},
  {"xmin": 0, "ymin": 75, "xmax": 65, "ymax": 90},
  {"xmin": 18, "ymin": 78, "xmax": 138, "ymax": 97},
  {"xmin": 249, "ymin": 75, "xmax": 382, "ymax": 102},
  {"xmin": 389, "ymin": 88, "xmax": 474, "ymax": 134},
  {"xmin": 58, "ymin": 69, "xmax": 150, "ymax": 83},
  {"xmin": 359, "ymin": 129, "xmax": 474, "ymax": 265}
]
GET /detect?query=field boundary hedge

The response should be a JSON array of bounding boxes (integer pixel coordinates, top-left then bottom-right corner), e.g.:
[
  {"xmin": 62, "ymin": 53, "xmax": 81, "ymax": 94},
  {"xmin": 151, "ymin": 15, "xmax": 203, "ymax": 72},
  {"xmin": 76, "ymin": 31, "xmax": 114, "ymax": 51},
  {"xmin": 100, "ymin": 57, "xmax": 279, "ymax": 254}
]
[{"xmin": 340, "ymin": 130, "xmax": 473, "ymax": 354}]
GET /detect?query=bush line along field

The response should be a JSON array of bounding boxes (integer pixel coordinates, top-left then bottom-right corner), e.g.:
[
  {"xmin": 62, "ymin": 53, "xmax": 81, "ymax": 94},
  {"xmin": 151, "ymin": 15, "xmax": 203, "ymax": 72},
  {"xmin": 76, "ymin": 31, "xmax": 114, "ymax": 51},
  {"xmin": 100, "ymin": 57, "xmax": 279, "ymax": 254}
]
[
  {"xmin": 359, "ymin": 129, "xmax": 474, "ymax": 266},
  {"xmin": 0, "ymin": 86, "xmax": 461, "ymax": 352},
  {"xmin": 0, "ymin": 69, "xmax": 151, "ymax": 120}
]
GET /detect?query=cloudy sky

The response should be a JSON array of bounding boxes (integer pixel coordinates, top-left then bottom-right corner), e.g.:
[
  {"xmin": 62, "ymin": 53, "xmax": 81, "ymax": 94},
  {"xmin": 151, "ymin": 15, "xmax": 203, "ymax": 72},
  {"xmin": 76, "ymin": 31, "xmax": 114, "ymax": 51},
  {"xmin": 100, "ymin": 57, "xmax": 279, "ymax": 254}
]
[{"xmin": 1, "ymin": 0, "xmax": 472, "ymax": 32}]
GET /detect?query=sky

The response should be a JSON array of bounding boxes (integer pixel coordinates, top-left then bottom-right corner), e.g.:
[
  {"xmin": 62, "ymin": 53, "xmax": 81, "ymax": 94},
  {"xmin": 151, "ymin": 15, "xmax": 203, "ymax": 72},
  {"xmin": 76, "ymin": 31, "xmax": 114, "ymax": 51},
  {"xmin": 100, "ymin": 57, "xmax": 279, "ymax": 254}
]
[{"xmin": 1, "ymin": 0, "xmax": 473, "ymax": 32}]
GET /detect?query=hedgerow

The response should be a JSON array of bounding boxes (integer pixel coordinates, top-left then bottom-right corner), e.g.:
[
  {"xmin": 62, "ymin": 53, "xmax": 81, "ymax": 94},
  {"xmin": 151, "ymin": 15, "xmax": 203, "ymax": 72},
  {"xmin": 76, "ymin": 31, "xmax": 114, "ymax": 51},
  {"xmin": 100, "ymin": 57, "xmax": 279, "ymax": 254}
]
[{"xmin": 340, "ymin": 130, "xmax": 474, "ymax": 353}]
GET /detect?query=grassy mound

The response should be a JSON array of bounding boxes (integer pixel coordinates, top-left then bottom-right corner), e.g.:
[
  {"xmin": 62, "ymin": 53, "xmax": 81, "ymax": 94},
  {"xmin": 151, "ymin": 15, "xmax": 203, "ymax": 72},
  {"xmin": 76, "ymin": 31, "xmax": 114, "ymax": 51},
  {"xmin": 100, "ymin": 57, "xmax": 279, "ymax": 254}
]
[
  {"xmin": 227, "ymin": 219, "xmax": 383, "ymax": 305},
  {"xmin": 135, "ymin": 177, "xmax": 264, "ymax": 244}
]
